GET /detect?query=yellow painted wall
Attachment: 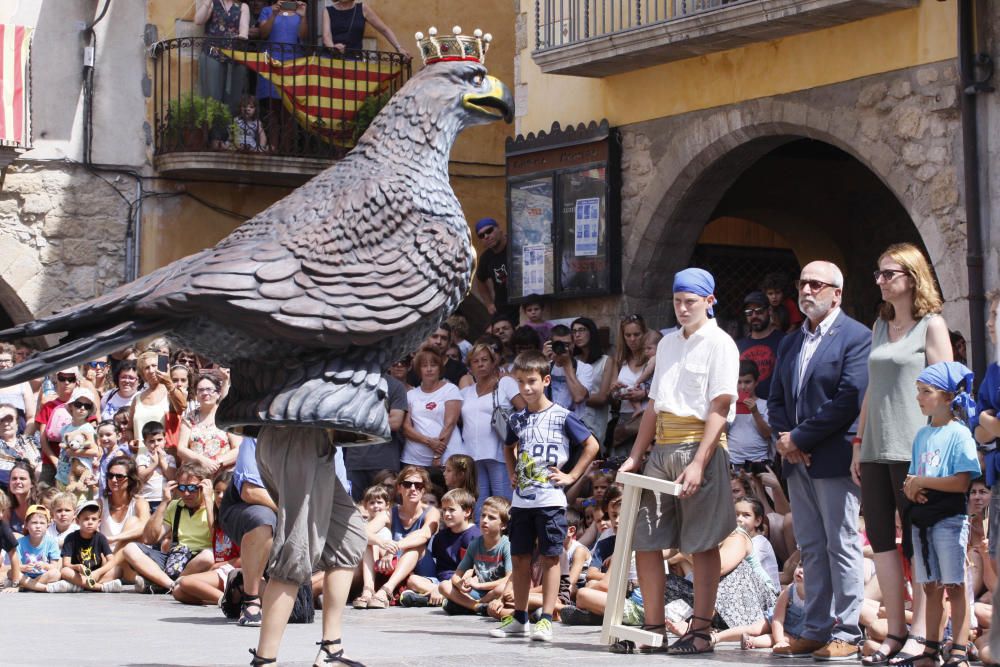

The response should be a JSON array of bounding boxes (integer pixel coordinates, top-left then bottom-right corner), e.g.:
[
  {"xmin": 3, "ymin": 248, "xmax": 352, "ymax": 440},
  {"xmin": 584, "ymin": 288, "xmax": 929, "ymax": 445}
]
[
  {"xmin": 517, "ymin": 0, "xmax": 956, "ymax": 132},
  {"xmin": 141, "ymin": 1, "xmax": 513, "ymax": 273}
]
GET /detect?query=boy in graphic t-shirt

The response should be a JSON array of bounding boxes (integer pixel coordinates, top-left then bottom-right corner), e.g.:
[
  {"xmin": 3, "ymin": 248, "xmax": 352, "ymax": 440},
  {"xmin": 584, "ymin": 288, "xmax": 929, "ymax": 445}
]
[
  {"xmin": 491, "ymin": 350, "xmax": 599, "ymax": 643},
  {"xmin": 54, "ymin": 499, "xmax": 122, "ymax": 593}
]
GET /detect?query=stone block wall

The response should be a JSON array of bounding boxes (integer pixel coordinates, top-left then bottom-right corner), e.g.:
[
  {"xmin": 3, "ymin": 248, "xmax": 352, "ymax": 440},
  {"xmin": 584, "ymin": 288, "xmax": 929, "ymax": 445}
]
[{"xmin": 0, "ymin": 163, "xmax": 129, "ymax": 322}]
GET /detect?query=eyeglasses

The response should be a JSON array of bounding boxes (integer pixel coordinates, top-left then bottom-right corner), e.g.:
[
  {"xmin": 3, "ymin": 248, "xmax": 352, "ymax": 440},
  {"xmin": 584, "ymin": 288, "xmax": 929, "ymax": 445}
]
[
  {"xmin": 71, "ymin": 401, "xmax": 93, "ymax": 410},
  {"xmin": 400, "ymin": 480, "xmax": 425, "ymax": 490},
  {"xmin": 794, "ymin": 279, "xmax": 837, "ymax": 293},
  {"xmin": 56, "ymin": 374, "xmax": 78, "ymax": 383},
  {"xmin": 196, "ymin": 386, "xmax": 218, "ymax": 394},
  {"xmin": 107, "ymin": 473, "xmax": 128, "ymax": 481},
  {"xmin": 477, "ymin": 227, "xmax": 496, "ymax": 240},
  {"xmin": 743, "ymin": 306, "xmax": 768, "ymax": 317},
  {"xmin": 0, "ymin": 357, "xmax": 13, "ymax": 365},
  {"xmin": 874, "ymin": 269, "xmax": 908, "ymax": 283},
  {"xmin": 0, "ymin": 415, "xmax": 15, "ymax": 424},
  {"xmin": 177, "ymin": 484, "xmax": 200, "ymax": 493},
  {"xmin": 86, "ymin": 361, "xmax": 107, "ymax": 369}
]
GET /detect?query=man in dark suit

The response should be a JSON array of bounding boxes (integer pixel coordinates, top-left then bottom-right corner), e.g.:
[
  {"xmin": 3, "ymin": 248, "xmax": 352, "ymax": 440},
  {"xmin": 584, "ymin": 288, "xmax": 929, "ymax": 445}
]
[{"xmin": 767, "ymin": 261, "xmax": 871, "ymax": 661}]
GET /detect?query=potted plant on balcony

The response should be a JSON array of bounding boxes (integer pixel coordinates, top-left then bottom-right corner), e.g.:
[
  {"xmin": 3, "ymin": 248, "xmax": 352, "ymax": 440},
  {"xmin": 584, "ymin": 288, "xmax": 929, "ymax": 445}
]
[{"xmin": 164, "ymin": 94, "xmax": 233, "ymax": 151}]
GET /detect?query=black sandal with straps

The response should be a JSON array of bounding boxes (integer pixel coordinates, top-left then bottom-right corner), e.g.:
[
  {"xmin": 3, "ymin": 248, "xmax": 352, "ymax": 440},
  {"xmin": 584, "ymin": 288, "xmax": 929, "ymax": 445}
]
[
  {"xmin": 943, "ymin": 644, "xmax": 971, "ymax": 667},
  {"xmin": 608, "ymin": 624, "xmax": 668, "ymax": 654},
  {"xmin": 239, "ymin": 594, "xmax": 263, "ymax": 627},
  {"xmin": 666, "ymin": 614, "xmax": 715, "ymax": 656},
  {"xmin": 316, "ymin": 639, "xmax": 366, "ymax": 666},
  {"xmin": 249, "ymin": 648, "xmax": 276, "ymax": 666},
  {"xmin": 892, "ymin": 639, "xmax": 941, "ymax": 667},
  {"xmin": 863, "ymin": 633, "xmax": 908, "ymax": 666}
]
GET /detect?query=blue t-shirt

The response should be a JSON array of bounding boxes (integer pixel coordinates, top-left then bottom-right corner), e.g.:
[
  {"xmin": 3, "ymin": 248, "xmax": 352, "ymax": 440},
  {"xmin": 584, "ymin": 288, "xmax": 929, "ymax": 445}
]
[
  {"xmin": 16, "ymin": 534, "xmax": 60, "ymax": 578},
  {"xmin": 457, "ymin": 534, "xmax": 512, "ymax": 583},
  {"xmin": 505, "ymin": 403, "xmax": 592, "ymax": 509},
  {"xmin": 232, "ymin": 437, "xmax": 264, "ymax": 494},
  {"xmin": 431, "ymin": 523, "xmax": 481, "ymax": 581},
  {"xmin": 977, "ymin": 364, "xmax": 1000, "ymax": 484},
  {"xmin": 592, "ymin": 533, "xmax": 616, "ymax": 569},
  {"xmin": 909, "ymin": 420, "xmax": 981, "ymax": 480}
]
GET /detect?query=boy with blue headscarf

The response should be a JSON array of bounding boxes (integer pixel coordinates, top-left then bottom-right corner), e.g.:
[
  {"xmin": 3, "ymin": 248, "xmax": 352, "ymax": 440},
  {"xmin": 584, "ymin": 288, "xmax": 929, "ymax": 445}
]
[
  {"xmin": 903, "ymin": 361, "xmax": 980, "ymax": 667},
  {"xmin": 614, "ymin": 268, "xmax": 739, "ymax": 655}
]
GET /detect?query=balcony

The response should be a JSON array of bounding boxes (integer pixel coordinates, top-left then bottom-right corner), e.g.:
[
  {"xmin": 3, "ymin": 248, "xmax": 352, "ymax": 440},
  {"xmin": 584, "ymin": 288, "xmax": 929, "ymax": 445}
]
[
  {"xmin": 532, "ymin": 0, "xmax": 919, "ymax": 77},
  {"xmin": 150, "ymin": 37, "xmax": 410, "ymax": 184}
]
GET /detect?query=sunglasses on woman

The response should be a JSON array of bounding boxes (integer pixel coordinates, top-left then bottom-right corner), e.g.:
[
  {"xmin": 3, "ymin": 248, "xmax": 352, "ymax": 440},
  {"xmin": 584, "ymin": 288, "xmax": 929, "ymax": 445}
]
[
  {"xmin": 107, "ymin": 473, "xmax": 128, "ymax": 481},
  {"xmin": 400, "ymin": 480, "xmax": 424, "ymax": 490},
  {"xmin": 56, "ymin": 374, "xmax": 78, "ymax": 383},
  {"xmin": 86, "ymin": 361, "xmax": 108, "ymax": 369}
]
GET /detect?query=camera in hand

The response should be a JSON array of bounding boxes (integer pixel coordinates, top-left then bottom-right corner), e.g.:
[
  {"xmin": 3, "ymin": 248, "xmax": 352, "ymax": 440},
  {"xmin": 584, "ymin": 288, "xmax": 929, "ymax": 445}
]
[
  {"xmin": 737, "ymin": 460, "xmax": 771, "ymax": 475},
  {"xmin": 551, "ymin": 340, "xmax": 569, "ymax": 355},
  {"xmin": 280, "ymin": 1, "xmax": 298, "ymax": 10}
]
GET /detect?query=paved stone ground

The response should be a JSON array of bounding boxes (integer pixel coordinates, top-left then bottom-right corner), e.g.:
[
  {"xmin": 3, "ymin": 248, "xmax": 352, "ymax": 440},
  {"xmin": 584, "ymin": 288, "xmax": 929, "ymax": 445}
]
[{"xmin": 1, "ymin": 592, "xmax": 822, "ymax": 666}]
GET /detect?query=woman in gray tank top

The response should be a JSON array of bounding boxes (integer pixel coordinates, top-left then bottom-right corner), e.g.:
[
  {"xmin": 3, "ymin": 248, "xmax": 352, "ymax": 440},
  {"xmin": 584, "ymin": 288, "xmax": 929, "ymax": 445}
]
[{"xmin": 853, "ymin": 243, "xmax": 952, "ymax": 666}]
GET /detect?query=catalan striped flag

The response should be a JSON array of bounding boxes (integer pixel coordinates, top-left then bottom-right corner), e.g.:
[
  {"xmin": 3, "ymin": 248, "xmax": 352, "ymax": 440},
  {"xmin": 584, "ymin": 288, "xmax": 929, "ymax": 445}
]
[
  {"xmin": 0, "ymin": 24, "xmax": 33, "ymax": 148},
  {"xmin": 221, "ymin": 49, "xmax": 404, "ymax": 145}
]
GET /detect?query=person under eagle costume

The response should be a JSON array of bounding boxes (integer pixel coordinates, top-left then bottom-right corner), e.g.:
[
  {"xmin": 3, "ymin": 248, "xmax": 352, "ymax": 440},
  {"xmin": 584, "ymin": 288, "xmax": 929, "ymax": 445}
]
[{"xmin": 0, "ymin": 26, "xmax": 512, "ymax": 666}]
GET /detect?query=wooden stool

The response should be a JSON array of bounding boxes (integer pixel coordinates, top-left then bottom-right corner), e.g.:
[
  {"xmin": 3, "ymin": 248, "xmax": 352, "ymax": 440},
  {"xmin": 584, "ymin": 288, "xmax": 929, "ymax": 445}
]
[{"xmin": 600, "ymin": 471, "xmax": 681, "ymax": 648}]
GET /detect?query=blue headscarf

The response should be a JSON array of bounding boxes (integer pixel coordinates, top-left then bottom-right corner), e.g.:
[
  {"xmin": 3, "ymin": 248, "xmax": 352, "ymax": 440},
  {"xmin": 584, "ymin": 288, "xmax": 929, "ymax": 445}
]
[
  {"xmin": 917, "ymin": 361, "xmax": 977, "ymax": 430},
  {"xmin": 673, "ymin": 268, "xmax": 716, "ymax": 317}
]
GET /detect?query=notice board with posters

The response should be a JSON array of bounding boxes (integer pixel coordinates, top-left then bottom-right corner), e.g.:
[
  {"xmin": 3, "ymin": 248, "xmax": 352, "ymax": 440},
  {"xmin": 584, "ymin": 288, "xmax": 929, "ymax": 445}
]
[{"xmin": 505, "ymin": 120, "xmax": 621, "ymax": 303}]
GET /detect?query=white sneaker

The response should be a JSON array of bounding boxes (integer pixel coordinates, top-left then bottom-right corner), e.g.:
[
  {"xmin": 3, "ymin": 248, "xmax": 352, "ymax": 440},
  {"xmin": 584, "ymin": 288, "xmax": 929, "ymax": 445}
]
[
  {"xmin": 45, "ymin": 581, "xmax": 83, "ymax": 593},
  {"xmin": 531, "ymin": 618, "xmax": 553, "ymax": 642},
  {"xmin": 101, "ymin": 579, "xmax": 123, "ymax": 593},
  {"xmin": 490, "ymin": 616, "xmax": 530, "ymax": 638},
  {"xmin": 134, "ymin": 576, "xmax": 150, "ymax": 594}
]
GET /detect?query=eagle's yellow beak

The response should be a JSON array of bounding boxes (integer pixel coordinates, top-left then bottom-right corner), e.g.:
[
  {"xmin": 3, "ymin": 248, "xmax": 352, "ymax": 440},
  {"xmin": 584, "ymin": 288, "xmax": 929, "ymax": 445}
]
[{"xmin": 463, "ymin": 75, "xmax": 514, "ymax": 123}]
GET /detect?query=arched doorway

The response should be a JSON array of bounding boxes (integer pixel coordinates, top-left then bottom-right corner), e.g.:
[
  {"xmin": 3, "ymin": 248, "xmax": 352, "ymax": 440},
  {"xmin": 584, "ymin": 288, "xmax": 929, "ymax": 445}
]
[{"xmin": 626, "ymin": 136, "xmax": 931, "ymax": 332}]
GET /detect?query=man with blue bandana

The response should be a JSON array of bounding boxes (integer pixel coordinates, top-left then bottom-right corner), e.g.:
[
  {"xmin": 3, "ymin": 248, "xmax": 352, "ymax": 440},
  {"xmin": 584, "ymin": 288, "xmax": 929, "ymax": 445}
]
[{"xmin": 617, "ymin": 267, "xmax": 739, "ymax": 655}]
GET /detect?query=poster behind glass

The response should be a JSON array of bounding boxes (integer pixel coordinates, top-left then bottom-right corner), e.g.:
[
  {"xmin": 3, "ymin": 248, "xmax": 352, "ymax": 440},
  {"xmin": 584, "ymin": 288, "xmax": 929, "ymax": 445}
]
[
  {"xmin": 509, "ymin": 177, "xmax": 555, "ymax": 298},
  {"xmin": 558, "ymin": 167, "xmax": 608, "ymax": 294}
]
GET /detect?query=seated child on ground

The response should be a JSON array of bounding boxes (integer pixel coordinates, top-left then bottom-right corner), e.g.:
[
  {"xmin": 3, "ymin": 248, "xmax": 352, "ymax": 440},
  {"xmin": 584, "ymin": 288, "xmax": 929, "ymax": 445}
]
[
  {"xmin": 351, "ymin": 484, "xmax": 394, "ymax": 609},
  {"xmin": 45, "ymin": 492, "xmax": 79, "ymax": 549},
  {"xmin": 54, "ymin": 499, "xmax": 122, "ymax": 593},
  {"xmin": 439, "ymin": 495, "xmax": 512, "ymax": 615},
  {"xmin": 14, "ymin": 504, "xmax": 61, "ymax": 591},
  {"xmin": 401, "ymin": 487, "xmax": 480, "ymax": 608},
  {"xmin": 742, "ymin": 563, "xmax": 806, "ymax": 650}
]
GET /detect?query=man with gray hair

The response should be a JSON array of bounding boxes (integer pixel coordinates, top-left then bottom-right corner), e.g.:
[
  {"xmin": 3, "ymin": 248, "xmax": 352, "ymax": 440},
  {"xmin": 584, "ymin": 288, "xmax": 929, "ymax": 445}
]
[{"xmin": 767, "ymin": 261, "xmax": 871, "ymax": 660}]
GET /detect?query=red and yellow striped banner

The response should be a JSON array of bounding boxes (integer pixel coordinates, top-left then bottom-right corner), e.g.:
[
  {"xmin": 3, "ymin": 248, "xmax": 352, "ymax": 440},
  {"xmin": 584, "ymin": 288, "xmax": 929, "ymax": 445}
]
[
  {"xmin": 220, "ymin": 49, "xmax": 403, "ymax": 144},
  {"xmin": 0, "ymin": 24, "xmax": 33, "ymax": 148}
]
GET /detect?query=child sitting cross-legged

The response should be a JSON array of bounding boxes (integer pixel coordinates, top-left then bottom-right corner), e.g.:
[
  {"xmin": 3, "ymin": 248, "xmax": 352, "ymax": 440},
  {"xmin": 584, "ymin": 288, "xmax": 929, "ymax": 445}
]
[
  {"xmin": 46, "ymin": 492, "xmax": 79, "ymax": 549},
  {"xmin": 400, "ymin": 487, "xmax": 481, "ymax": 608},
  {"xmin": 439, "ymin": 495, "xmax": 512, "ymax": 615},
  {"xmin": 50, "ymin": 499, "xmax": 123, "ymax": 593},
  {"xmin": 14, "ymin": 504, "xmax": 62, "ymax": 591}
]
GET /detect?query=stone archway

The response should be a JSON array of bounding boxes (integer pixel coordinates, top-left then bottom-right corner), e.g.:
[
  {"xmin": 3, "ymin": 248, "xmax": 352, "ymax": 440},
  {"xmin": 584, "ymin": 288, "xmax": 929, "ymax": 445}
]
[{"xmin": 617, "ymin": 62, "xmax": 965, "ymax": 329}]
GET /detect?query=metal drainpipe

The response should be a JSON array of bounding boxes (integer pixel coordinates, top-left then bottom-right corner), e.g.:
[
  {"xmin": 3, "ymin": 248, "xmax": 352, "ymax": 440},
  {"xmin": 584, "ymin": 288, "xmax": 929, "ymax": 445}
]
[{"xmin": 958, "ymin": 0, "xmax": 991, "ymax": 378}]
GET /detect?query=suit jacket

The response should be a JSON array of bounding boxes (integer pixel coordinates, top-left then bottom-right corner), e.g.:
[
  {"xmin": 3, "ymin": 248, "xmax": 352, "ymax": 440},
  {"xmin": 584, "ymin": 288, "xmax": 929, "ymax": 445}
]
[{"xmin": 768, "ymin": 311, "xmax": 870, "ymax": 479}]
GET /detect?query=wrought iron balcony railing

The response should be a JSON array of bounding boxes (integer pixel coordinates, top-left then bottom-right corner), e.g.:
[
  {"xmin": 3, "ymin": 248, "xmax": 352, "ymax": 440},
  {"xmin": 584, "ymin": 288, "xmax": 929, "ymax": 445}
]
[
  {"xmin": 535, "ymin": 0, "xmax": 754, "ymax": 50},
  {"xmin": 150, "ymin": 37, "xmax": 411, "ymax": 161}
]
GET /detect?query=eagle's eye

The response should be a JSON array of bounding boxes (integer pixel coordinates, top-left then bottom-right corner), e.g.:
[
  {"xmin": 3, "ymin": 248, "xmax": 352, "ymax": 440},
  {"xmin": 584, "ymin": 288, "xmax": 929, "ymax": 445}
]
[{"xmin": 471, "ymin": 72, "xmax": 485, "ymax": 87}]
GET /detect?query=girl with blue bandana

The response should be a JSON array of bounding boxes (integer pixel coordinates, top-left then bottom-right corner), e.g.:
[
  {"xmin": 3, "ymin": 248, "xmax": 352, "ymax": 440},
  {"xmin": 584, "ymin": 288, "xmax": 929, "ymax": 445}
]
[{"xmin": 902, "ymin": 361, "xmax": 980, "ymax": 667}]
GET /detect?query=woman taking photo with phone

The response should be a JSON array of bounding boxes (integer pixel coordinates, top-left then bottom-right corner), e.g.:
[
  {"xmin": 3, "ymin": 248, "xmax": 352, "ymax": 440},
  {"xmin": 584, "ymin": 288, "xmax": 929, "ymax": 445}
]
[{"xmin": 129, "ymin": 352, "xmax": 175, "ymax": 451}]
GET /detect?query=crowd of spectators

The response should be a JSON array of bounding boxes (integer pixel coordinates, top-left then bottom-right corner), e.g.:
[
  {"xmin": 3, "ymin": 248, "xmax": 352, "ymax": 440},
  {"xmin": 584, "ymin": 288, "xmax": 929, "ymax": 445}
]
[{"xmin": 1, "ymin": 240, "xmax": 999, "ymax": 667}]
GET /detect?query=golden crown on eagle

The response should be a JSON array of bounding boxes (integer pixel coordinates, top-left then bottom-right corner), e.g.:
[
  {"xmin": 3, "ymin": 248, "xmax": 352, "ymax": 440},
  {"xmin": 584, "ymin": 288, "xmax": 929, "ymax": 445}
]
[{"xmin": 415, "ymin": 26, "xmax": 493, "ymax": 66}]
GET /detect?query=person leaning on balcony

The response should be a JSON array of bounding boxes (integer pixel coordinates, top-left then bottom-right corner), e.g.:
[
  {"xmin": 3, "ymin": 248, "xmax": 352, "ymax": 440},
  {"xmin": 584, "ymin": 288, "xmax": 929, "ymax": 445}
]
[
  {"xmin": 321, "ymin": 0, "xmax": 411, "ymax": 61},
  {"xmin": 194, "ymin": 0, "xmax": 251, "ymax": 115},
  {"xmin": 256, "ymin": 2, "xmax": 307, "ymax": 153}
]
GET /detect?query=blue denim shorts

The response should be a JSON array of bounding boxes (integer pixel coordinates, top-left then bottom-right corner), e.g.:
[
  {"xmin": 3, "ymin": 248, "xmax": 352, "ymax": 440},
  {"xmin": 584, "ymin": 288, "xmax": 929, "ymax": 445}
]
[
  {"xmin": 911, "ymin": 515, "xmax": 969, "ymax": 585},
  {"xmin": 509, "ymin": 506, "xmax": 566, "ymax": 557}
]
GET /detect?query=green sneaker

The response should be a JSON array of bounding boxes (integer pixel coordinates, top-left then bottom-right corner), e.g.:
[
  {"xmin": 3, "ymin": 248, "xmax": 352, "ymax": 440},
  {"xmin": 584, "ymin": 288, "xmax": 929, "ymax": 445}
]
[
  {"xmin": 490, "ymin": 615, "xmax": 529, "ymax": 638},
  {"xmin": 531, "ymin": 618, "xmax": 553, "ymax": 642}
]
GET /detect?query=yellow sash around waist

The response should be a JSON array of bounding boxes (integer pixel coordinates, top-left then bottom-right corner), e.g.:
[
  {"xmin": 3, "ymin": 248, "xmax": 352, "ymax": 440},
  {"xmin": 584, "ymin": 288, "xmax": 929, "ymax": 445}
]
[{"xmin": 654, "ymin": 412, "xmax": 728, "ymax": 449}]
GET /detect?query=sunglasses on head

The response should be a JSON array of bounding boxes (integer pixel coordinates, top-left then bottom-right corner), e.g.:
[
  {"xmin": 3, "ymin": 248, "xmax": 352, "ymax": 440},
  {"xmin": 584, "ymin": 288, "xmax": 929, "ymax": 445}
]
[
  {"xmin": 107, "ymin": 472, "xmax": 128, "ymax": 481},
  {"xmin": 622, "ymin": 313, "xmax": 644, "ymax": 323},
  {"xmin": 56, "ymin": 374, "xmax": 78, "ymax": 383},
  {"xmin": 400, "ymin": 480, "xmax": 425, "ymax": 490},
  {"xmin": 177, "ymin": 483, "xmax": 200, "ymax": 493}
]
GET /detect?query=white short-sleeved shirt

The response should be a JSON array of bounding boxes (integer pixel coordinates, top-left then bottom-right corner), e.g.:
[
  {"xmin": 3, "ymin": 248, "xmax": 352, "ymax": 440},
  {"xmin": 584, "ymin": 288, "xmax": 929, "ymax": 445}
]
[
  {"xmin": 460, "ymin": 375, "xmax": 519, "ymax": 463},
  {"xmin": 550, "ymin": 360, "xmax": 594, "ymax": 419},
  {"xmin": 649, "ymin": 318, "xmax": 739, "ymax": 422},
  {"xmin": 402, "ymin": 382, "xmax": 464, "ymax": 466}
]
